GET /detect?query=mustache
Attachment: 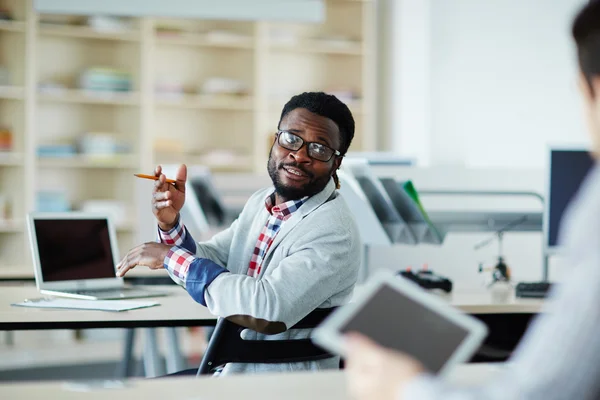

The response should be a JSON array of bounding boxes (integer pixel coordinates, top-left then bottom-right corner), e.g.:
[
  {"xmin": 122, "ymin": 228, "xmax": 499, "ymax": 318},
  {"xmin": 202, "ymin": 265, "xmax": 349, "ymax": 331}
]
[{"xmin": 279, "ymin": 162, "xmax": 313, "ymax": 178}]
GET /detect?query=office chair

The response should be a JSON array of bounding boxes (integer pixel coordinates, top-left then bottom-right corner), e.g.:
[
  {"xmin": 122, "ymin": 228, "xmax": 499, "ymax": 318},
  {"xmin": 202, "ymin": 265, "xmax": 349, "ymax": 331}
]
[{"xmin": 197, "ymin": 307, "xmax": 337, "ymax": 375}]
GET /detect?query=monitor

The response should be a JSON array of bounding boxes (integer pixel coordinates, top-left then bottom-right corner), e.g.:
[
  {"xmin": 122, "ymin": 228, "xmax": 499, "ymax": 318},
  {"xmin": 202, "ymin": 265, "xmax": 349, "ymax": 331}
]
[{"xmin": 544, "ymin": 148, "xmax": 594, "ymax": 254}]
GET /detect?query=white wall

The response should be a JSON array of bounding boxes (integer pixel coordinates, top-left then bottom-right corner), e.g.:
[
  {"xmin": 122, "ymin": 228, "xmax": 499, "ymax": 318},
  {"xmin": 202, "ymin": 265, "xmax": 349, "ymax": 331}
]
[
  {"xmin": 371, "ymin": 1, "xmax": 591, "ymax": 286},
  {"xmin": 383, "ymin": 0, "xmax": 590, "ymax": 168}
]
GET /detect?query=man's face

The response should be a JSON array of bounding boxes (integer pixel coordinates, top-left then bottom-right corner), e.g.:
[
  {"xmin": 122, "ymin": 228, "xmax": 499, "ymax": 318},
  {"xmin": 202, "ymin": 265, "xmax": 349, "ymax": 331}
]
[
  {"xmin": 267, "ymin": 108, "xmax": 343, "ymax": 202},
  {"xmin": 579, "ymin": 73, "xmax": 600, "ymax": 159}
]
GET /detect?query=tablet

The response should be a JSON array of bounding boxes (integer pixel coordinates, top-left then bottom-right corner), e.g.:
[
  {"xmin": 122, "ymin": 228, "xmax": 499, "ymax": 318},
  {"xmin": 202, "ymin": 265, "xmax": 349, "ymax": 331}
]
[{"xmin": 312, "ymin": 271, "xmax": 488, "ymax": 375}]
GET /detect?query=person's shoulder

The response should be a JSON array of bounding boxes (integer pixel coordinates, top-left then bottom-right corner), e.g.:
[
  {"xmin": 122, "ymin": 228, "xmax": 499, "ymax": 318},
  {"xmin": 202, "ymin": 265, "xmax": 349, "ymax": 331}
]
[{"xmin": 309, "ymin": 191, "xmax": 359, "ymax": 230}]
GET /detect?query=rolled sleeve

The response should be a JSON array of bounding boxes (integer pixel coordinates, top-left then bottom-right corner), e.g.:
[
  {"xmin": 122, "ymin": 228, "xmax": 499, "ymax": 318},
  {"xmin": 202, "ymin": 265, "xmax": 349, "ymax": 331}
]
[
  {"xmin": 163, "ymin": 247, "xmax": 196, "ymax": 286},
  {"xmin": 163, "ymin": 246, "xmax": 228, "ymax": 303},
  {"xmin": 157, "ymin": 216, "xmax": 197, "ymax": 254},
  {"xmin": 185, "ymin": 259, "xmax": 229, "ymax": 306}
]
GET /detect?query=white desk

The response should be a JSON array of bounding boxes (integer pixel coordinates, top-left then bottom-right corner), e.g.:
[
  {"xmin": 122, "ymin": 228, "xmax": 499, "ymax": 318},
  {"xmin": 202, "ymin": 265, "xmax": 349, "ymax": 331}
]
[
  {"xmin": 0, "ymin": 364, "xmax": 506, "ymax": 399},
  {"xmin": 352, "ymin": 285, "xmax": 545, "ymax": 314},
  {"xmin": 0, "ymin": 285, "xmax": 214, "ymax": 330},
  {"xmin": 1, "ymin": 285, "xmax": 544, "ymax": 332},
  {"xmin": 1, "ymin": 285, "xmax": 539, "ymax": 376},
  {"xmin": 0, "ymin": 285, "xmax": 215, "ymax": 377},
  {"xmin": 437, "ymin": 289, "xmax": 545, "ymax": 314}
]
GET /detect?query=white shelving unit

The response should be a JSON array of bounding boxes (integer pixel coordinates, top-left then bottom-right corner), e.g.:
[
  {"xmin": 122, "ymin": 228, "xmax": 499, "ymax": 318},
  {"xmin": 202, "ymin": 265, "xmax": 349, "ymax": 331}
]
[
  {"xmin": 0, "ymin": 0, "xmax": 377, "ymax": 272},
  {"xmin": 38, "ymin": 24, "xmax": 141, "ymax": 42},
  {"xmin": 37, "ymin": 89, "xmax": 141, "ymax": 105}
]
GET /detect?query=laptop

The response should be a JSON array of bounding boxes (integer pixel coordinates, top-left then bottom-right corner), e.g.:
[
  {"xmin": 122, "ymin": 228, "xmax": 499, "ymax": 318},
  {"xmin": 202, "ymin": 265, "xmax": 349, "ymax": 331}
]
[{"xmin": 27, "ymin": 212, "xmax": 168, "ymax": 300}]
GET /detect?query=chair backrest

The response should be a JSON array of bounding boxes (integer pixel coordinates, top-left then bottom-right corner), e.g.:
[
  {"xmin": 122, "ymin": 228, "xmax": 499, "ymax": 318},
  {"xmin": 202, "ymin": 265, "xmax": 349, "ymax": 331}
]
[{"xmin": 197, "ymin": 307, "xmax": 337, "ymax": 375}]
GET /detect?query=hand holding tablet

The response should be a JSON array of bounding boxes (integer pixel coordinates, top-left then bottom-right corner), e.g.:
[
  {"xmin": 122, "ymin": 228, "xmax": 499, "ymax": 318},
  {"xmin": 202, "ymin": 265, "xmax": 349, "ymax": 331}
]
[{"xmin": 312, "ymin": 270, "xmax": 488, "ymax": 375}]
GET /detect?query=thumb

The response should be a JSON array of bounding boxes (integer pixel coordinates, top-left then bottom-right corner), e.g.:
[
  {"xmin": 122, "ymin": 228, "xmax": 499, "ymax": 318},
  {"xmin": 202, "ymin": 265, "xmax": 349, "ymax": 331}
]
[{"xmin": 175, "ymin": 164, "xmax": 187, "ymax": 190}]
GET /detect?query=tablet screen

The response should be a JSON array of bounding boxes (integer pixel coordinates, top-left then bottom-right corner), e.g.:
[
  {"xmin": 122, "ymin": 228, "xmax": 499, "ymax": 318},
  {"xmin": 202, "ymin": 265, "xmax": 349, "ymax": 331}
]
[{"xmin": 340, "ymin": 284, "xmax": 471, "ymax": 373}]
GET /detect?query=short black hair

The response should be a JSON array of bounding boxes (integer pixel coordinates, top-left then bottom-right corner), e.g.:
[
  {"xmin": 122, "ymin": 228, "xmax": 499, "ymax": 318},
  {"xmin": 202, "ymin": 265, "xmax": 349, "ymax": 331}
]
[
  {"xmin": 278, "ymin": 92, "xmax": 355, "ymax": 155},
  {"xmin": 573, "ymin": 0, "xmax": 600, "ymax": 89}
]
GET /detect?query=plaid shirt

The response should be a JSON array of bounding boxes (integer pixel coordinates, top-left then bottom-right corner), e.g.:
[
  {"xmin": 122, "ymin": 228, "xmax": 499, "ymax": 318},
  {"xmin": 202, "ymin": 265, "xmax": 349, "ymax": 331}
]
[
  {"xmin": 247, "ymin": 192, "xmax": 307, "ymax": 277},
  {"xmin": 159, "ymin": 192, "xmax": 307, "ymax": 283},
  {"xmin": 158, "ymin": 219, "xmax": 197, "ymax": 285}
]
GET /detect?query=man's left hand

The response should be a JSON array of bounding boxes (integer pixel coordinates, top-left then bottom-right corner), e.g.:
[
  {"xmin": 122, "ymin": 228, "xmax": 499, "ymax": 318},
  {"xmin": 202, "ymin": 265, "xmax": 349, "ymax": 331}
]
[
  {"xmin": 116, "ymin": 242, "xmax": 172, "ymax": 277},
  {"xmin": 344, "ymin": 333, "xmax": 426, "ymax": 400}
]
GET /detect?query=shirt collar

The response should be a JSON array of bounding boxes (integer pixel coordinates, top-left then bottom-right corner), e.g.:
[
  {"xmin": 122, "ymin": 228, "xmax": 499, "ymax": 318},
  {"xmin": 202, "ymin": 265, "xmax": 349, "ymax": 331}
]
[{"xmin": 265, "ymin": 192, "xmax": 309, "ymax": 220}]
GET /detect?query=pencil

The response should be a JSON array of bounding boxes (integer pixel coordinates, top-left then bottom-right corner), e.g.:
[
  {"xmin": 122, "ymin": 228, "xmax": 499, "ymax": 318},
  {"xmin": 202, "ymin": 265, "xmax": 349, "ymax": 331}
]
[{"xmin": 134, "ymin": 174, "xmax": 176, "ymax": 184}]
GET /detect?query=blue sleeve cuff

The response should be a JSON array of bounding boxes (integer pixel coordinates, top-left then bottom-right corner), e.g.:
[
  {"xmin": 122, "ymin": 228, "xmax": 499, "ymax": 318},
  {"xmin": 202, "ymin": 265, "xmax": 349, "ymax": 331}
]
[
  {"xmin": 185, "ymin": 258, "xmax": 228, "ymax": 306},
  {"xmin": 180, "ymin": 226, "xmax": 197, "ymax": 254}
]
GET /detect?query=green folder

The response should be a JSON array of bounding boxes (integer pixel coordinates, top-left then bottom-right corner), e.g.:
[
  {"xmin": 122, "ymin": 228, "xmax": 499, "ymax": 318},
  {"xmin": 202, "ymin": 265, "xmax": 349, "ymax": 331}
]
[{"xmin": 399, "ymin": 180, "xmax": 445, "ymax": 244}]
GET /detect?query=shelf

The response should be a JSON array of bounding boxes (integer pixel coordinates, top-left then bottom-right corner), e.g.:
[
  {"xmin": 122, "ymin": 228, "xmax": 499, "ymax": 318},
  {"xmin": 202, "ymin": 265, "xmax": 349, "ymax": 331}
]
[
  {"xmin": 36, "ymin": 155, "xmax": 139, "ymax": 169},
  {"xmin": 205, "ymin": 162, "xmax": 254, "ymax": 172},
  {"xmin": 270, "ymin": 99, "xmax": 364, "ymax": 114},
  {"xmin": 0, "ymin": 20, "xmax": 26, "ymax": 33},
  {"xmin": 0, "ymin": 152, "xmax": 24, "ymax": 166},
  {"xmin": 0, "ymin": 3, "xmax": 375, "ymax": 266},
  {"xmin": 37, "ymin": 89, "xmax": 140, "ymax": 106},
  {"xmin": 0, "ymin": 86, "xmax": 25, "ymax": 100},
  {"xmin": 0, "ymin": 219, "xmax": 24, "ymax": 233},
  {"xmin": 115, "ymin": 220, "xmax": 137, "ymax": 232},
  {"xmin": 156, "ymin": 33, "xmax": 254, "ymax": 49},
  {"xmin": 156, "ymin": 94, "xmax": 254, "ymax": 110},
  {"xmin": 154, "ymin": 153, "xmax": 253, "ymax": 172},
  {"xmin": 0, "ymin": 265, "xmax": 33, "ymax": 280},
  {"xmin": 38, "ymin": 24, "xmax": 141, "ymax": 42},
  {"xmin": 0, "ymin": 218, "xmax": 134, "ymax": 233},
  {"xmin": 269, "ymin": 40, "xmax": 363, "ymax": 55}
]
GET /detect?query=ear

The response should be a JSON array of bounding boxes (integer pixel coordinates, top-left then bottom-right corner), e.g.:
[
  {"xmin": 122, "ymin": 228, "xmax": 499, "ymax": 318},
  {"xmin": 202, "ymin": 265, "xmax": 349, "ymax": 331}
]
[
  {"xmin": 579, "ymin": 72, "xmax": 596, "ymax": 101},
  {"xmin": 333, "ymin": 155, "xmax": 343, "ymax": 172},
  {"xmin": 592, "ymin": 75, "xmax": 600, "ymax": 101}
]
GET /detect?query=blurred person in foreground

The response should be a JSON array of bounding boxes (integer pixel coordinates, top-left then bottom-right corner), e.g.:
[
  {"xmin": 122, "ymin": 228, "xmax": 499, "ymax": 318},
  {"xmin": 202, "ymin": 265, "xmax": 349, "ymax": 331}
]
[
  {"xmin": 345, "ymin": 1, "xmax": 600, "ymax": 399},
  {"xmin": 116, "ymin": 92, "xmax": 361, "ymax": 375}
]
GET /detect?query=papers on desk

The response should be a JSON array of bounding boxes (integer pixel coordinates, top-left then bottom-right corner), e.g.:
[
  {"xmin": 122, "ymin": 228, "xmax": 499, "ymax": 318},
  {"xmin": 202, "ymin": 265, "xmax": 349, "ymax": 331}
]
[{"xmin": 11, "ymin": 298, "xmax": 160, "ymax": 312}]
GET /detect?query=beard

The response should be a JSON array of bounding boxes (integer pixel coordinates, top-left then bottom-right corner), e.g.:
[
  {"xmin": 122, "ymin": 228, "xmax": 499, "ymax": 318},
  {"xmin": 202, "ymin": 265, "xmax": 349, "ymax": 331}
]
[{"xmin": 267, "ymin": 148, "xmax": 333, "ymax": 201}]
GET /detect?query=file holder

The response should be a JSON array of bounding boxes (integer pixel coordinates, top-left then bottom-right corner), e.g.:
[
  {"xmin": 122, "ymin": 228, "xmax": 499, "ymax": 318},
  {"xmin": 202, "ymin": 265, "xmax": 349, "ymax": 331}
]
[
  {"xmin": 379, "ymin": 177, "xmax": 446, "ymax": 245},
  {"xmin": 338, "ymin": 169, "xmax": 392, "ymax": 247},
  {"xmin": 340, "ymin": 159, "xmax": 417, "ymax": 245}
]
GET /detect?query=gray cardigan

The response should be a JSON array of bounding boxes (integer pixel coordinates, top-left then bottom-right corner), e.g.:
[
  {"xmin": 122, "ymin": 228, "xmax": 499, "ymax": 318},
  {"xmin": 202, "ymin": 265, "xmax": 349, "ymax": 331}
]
[{"xmin": 174, "ymin": 178, "xmax": 361, "ymax": 375}]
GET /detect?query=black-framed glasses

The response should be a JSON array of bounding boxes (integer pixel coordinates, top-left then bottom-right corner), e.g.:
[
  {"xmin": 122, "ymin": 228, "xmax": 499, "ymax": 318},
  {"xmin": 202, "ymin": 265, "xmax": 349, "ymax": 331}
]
[{"xmin": 276, "ymin": 130, "xmax": 341, "ymax": 162}]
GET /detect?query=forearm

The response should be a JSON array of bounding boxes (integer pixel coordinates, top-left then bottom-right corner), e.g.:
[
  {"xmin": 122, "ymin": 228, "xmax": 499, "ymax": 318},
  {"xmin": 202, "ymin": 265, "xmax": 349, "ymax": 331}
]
[{"xmin": 162, "ymin": 245, "xmax": 228, "ymax": 295}]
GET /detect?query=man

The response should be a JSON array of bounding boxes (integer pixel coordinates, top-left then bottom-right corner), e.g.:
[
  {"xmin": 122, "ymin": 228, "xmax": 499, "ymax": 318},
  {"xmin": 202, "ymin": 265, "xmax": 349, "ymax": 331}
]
[
  {"xmin": 117, "ymin": 92, "xmax": 361, "ymax": 375},
  {"xmin": 344, "ymin": 1, "xmax": 600, "ymax": 399}
]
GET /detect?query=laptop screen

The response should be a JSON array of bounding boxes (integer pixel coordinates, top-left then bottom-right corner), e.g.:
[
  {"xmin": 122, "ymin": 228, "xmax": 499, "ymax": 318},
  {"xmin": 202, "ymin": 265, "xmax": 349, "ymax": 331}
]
[{"xmin": 34, "ymin": 218, "xmax": 116, "ymax": 282}]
